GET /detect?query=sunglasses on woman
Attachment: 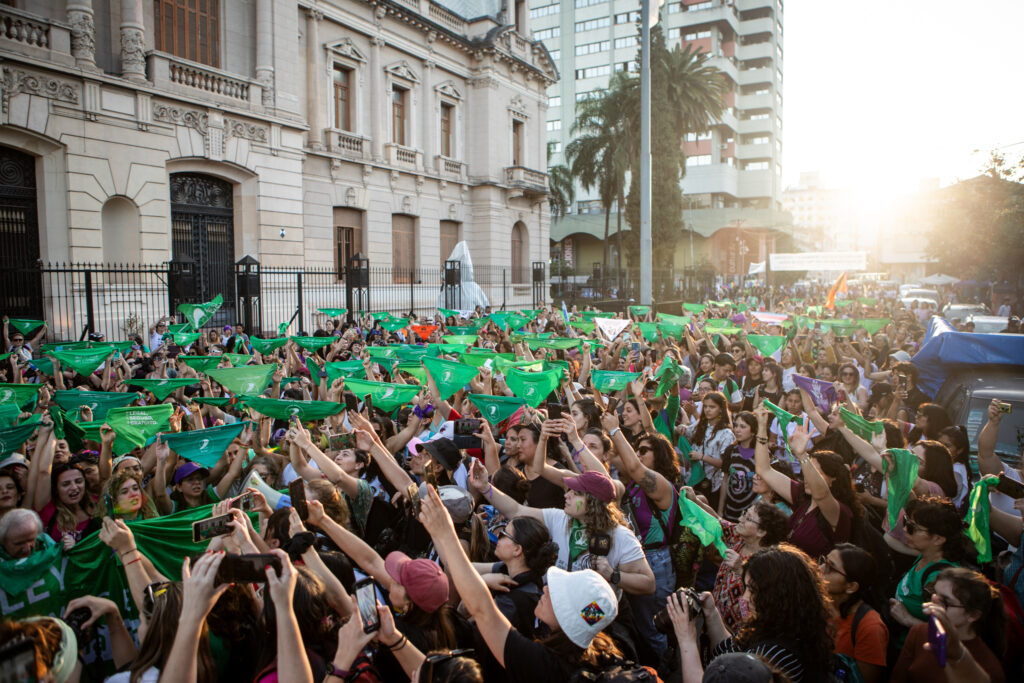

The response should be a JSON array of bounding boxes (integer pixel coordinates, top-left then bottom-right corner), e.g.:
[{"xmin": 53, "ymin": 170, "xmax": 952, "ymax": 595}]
[{"xmin": 420, "ymin": 649, "xmax": 474, "ymax": 683}]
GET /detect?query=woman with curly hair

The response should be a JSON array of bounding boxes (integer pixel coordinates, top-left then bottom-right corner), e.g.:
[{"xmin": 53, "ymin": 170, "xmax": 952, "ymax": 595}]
[
  {"xmin": 699, "ymin": 543, "xmax": 836, "ymax": 681},
  {"xmin": 96, "ymin": 469, "xmax": 159, "ymax": 521},
  {"xmin": 33, "ymin": 463, "xmax": 98, "ymax": 548}
]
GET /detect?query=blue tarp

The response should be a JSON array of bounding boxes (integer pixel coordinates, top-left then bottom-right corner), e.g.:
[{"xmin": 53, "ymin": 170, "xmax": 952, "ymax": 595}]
[{"xmin": 912, "ymin": 317, "xmax": 1024, "ymax": 396}]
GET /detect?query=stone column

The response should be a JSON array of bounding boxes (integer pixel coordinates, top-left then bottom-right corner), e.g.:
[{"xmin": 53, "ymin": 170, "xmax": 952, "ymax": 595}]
[
  {"xmin": 369, "ymin": 36, "xmax": 385, "ymax": 162},
  {"xmin": 255, "ymin": 0, "xmax": 275, "ymax": 106},
  {"xmin": 421, "ymin": 60, "xmax": 435, "ymax": 171},
  {"xmin": 66, "ymin": 0, "xmax": 97, "ymax": 70},
  {"xmin": 120, "ymin": 0, "xmax": 146, "ymax": 82},
  {"xmin": 305, "ymin": 8, "xmax": 325, "ymax": 150}
]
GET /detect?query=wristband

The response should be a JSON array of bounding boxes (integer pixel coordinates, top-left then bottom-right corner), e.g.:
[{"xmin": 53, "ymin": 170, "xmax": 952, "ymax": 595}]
[
  {"xmin": 387, "ymin": 634, "xmax": 408, "ymax": 651},
  {"xmin": 486, "ymin": 484, "xmax": 494, "ymax": 501},
  {"xmin": 123, "ymin": 556, "xmax": 143, "ymax": 567},
  {"xmin": 609, "ymin": 427, "xmax": 621, "ymax": 437},
  {"xmin": 325, "ymin": 663, "xmax": 350, "ymax": 681}
]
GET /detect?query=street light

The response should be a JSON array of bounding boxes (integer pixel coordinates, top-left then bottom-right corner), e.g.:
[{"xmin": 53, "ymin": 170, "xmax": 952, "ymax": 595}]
[{"xmin": 639, "ymin": 0, "xmax": 663, "ymax": 306}]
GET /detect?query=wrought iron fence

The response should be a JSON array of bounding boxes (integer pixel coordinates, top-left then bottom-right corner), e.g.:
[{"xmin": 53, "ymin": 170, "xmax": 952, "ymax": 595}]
[{"xmin": 4, "ymin": 259, "xmax": 546, "ymax": 343}]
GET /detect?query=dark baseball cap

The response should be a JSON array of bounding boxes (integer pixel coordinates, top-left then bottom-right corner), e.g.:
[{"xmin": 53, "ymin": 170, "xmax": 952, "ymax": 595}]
[{"xmin": 421, "ymin": 437, "xmax": 461, "ymax": 471}]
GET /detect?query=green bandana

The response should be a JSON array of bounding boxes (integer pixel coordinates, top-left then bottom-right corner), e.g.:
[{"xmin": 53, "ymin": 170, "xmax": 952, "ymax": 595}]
[
  {"xmin": 629, "ymin": 305, "xmax": 650, "ymax": 317},
  {"xmin": 191, "ymin": 396, "xmax": 233, "ymax": 407},
  {"xmin": 0, "ymin": 404, "xmax": 20, "ymax": 429},
  {"xmin": 857, "ymin": 318, "xmax": 891, "ymax": 335},
  {"xmin": 421, "ymin": 357, "xmax": 479, "ymax": 399},
  {"xmin": 166, "ymin": 323, "xmax": 191, "ymax": 335},
  {"xmin": 658, "ymin": 313, "xmax": 690, "ymax": 326},
  {"xmin": 205, "ymin": 364, "xmax": 278, "ymax": 396},
  {"xmin": 0, "ymin": 417, "xmax": 41, "ymax": 456},
  {"xmin": 763, "ymin": 400, "xmax": 803, "ymax": 457},
  {"xmin": 223, "ymin": 353, "xmax": 251, "ymax": 366},
  {"xmin": 677, "ymin": 493, "xmax": 728, "ymax": 556},
  {"xmin": 126, "ymin": 378, "xmax": 197, "ymax": 402},
  {"xmin": 290, "ymin": 336, "xmax": 335, "ymax": 352},
  {"xmin": 250, "ymin": 336, "xmax": 289, "ymax": 354},
  {"xmin": 244, "ymin": 397, "xmax": 345, "ymax": 422},
  {"xmin": 396, "ymin": 361, "xmax": 428, "ymax": 383},
  {"xmin": 164, "ymin": 332, "xmax": 202, "ymax": 346},
  {"xmin": 682, "ymin": 303, "xmax": 706, "ymax": 313},
  {"xmin": 7, "ymin": 318, "xmax": 44, "ymax": 336},
  {"xmin": 53, "ymin": 390, "xmax": 138, "ymax": 420},
  {"xmin": 318, "ymin": 308, "xmax": 348, "ymax": 318},
  {"xmin": 526, "ymin": 338, "xmax": 580, "ymax": 351},
  {"xmin": 568, "ymin": 519, "xmax": 589, "ymax": 565},
  {"xmin": 49, "ymin": 347, "xmax": 114, "ymax": 376},
  {"xmin": 504, "ymin": 368, "xmax": 561, "ymax": 407},
  {"xmin": 568, "ymin": 320, "xmax": 596, "ymax": 334},
  {"xmin": 635, "ymin": 323, "xmax": 660, "ymax": 342},
  {"xmin": 681, "ymin": 437, "xmax": 704, "ymax": 486},
  {"xmin": 178, "ymin": 294, "xmax": 223, "ymax": 330},
  {"xmin": 325, "ymin": 360, "xmax": 366, "ymax": 384},
  {"xmin": 839, "ymin": 407, "xmax": 884, "ymax": 442},
  {"xmin": 380, "ymin": 318, "xmax": 410, "ymax": 332},
  {"xmin": 654, "ymin": 356, "xmax": 686, "ymax": 397},
  {"xmin": 457, "ymin": 353, "xmax": 497, "ymax": 370},
  {"xmin": 304, "ymin": 356, "xmax": 322, "ymax": 384},
  {"xmin": 489, "ymin": 311, "xmax": 529, "ymax": 331},
  {"xmin": 590, "ymin": 370, "xmax": 640, "ymax": 392},
  {"xmin": 105, "ymin": 404, "xmax": 174, "ymax": 455},
  {"xmin": 966, "ymin": 477, "xmax": 997, "ymax": 563},
  {"xmin": 427, "ymin": 343, "xmax": 467, "ymax": 355},
  {"xmin": 365, "ymin": 346, "xmax": 397, "ymax": 360},
  {"xmin": 438, "ymin": 307, "xmax": 461, "ymax": 319},
  {"xmin": 394, "ymin": 345, "xmax": 436, "ymax": 362},
  {"xmin": 157, "ymin": 422, "xmax": 248, "ymax": 468},
  {"xmin": 180, "ymin": 356, "xmax": 225, "ymax": 374},
  {"xmin": 882, "ymin": 448, "xmax": 920, "ymax": 530},
  {"xmin": 342, "ymin": 378, "xmax": 421, "ymax": 412},
  {"xmin": 0, "ymin": 533, "xmax": 61, "ymax": 595},
  {"xmin": 494, "ymin": 357, "xmax": 544, "ymax": 375},
  {"xmin": 442, "ymin": 335, "xmax": 478, "ymax": 346},
  {"xmin": 746, "ymin": 335, "xmax": 786, "ymax": 358},
  {"xmin": 0, "ymin": 383, "xmax": 41, "ymax": 409},
  {"xmin": 467, "ymin": 394, "xmax": 528, "ymax": 424}
]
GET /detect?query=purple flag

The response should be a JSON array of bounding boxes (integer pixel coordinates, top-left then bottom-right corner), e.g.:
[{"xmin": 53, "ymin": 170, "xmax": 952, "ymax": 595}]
[{"xmin": 792, "ymin": 374, "xmax": 837, "ymax": 414}]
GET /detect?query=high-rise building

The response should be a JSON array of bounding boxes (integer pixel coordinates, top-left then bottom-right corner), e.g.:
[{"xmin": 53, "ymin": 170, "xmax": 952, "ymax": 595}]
[
  {"xmin": 537, "ymin": 0, "xmax": 791, "ymax": 279},
  {"xmin": 781, "ymin": 172, "xmax": 860, "ymax": 253}
]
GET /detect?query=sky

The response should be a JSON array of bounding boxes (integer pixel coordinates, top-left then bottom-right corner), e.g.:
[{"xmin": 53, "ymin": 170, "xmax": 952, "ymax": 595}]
[{"xmin": 782, "ymin": 0, "xmax": 1024, "ymax": 204}]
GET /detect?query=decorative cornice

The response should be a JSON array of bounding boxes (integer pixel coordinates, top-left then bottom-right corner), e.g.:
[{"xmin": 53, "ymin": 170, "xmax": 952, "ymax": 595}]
[
  {"xmin": 225, "ymin": 118, "xmax": 268, "ymax": 143},
  {"xmin": 1, "ymin": 67, "xmax": 79, "ymax": 113},
  {"xmin": 152, "ymin": 102, "xmax": 208, "ymax": 134}
]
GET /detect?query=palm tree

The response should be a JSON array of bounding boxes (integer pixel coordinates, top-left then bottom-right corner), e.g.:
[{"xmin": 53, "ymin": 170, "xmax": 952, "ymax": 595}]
[{"xmin": 547, "ymin": 163, "xmax": 575, "ymax": 223}]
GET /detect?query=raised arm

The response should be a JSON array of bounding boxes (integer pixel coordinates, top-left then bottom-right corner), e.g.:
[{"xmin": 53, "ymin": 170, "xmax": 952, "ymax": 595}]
[
  {"xmin": 307, "ymin": 500, "xmax": 395, "ymax": 594},
  {"xmin": 752, "ymin": 406, "xmax": 794, "ymax": 504},
  {"xmin": 798, "ymin": 388, "xmax": 830, "ymax": 436},
  {"xmin": 600, "ymin": 412, "xmax": 673, "ymax": 510},
  {"xmin": 466, "ymin": 458, "xmax": 542, "ymax": 522},
  {"xmin": 790, "ymin": 423, "xmax": 841, "ymax": 528},
  {"xmin": 977, "ymin": 399, "xmax": 1006, "ymax": 477},
  {"xmin": 348, "ymin": 410, "xmax": 415, "ymax": 492}
]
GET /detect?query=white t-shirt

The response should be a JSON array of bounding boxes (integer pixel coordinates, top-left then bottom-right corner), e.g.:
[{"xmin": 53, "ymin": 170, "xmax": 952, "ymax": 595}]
[
  {"xmin": 542, "ymin": 507, "xmax": 645, "ymax": 573},
  {"xmin": 106, "ymin": 667, "xmax": 159, "ymax": 682},
  {"xmin": 781, "ymin": 366, "xmax": 797, "ymax": 391},
  {"xmin": 769, "ymin": 411, "xmax": 820, "ymax": 453}
]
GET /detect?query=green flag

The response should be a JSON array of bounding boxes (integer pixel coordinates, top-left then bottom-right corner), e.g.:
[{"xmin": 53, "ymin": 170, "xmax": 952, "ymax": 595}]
[
  {"xmin": 654, "ymin": 355, "xmax": 686, "ymax": 397},
  {"xmin": 438, "ymin": 307, "xmax": 461, "ymax": 319},
  {"xmin": 882, "ymin": 448, "xmax": 920, "ymax": 530},
  {"xmin": 342, "ymin": 378, "xmax": 420, "ymax": 412},
  {"xmin": 0, "ymin": 383, "xmax": 41, "ymax": 409},
  {"xmin": 41, "ymin": 341, "xmax": 92, "ymax": 353},
  {"xmin": 50, "ymin": 406, "xmax": 87, "ymax": 453},
  {"xmin": 396, "ymin": 361, "xmax": 429, "ymax": 383},
  {"xmin": 467, "ymin": 394, "xmax": 528, "ymax": 424},
  {"xmin": 206, "ymin": 364, "xmax": 278, "ymax": 396},
  {"xmin": 681, "ymin": 437, "xmax": 704, "ymax": 486},
  {"xmin": 520, "ymin": 309, "xmax": 543, "ymax": 319},
  {"xmin": 394, "ymin": 345, "xmax": 436, "ymax": 362},
  {"xmin": 1, "ymin": 532, "xmax": 62, "ymax": 597},
  {"xmin": 445, "ymin": 326, "xmax": 476, "ymax": 335},
  {"xmin": 636, "ymin": 323, "xmax": 660, "ymax": 342},
  {"xmin": 442, "ymin": 335, "xmax": 478, "ymax": 346},
  {"xmin": 167, "ymin": 322, "xmax": 191, "ymax": 335},
  {"xmin": 678, "ymin": 493, "xmax": 727, "ymax": 556},
  {"xmin": 839, "ymin": 406, "xmax": 884, "ymax": 442},
  {"xmin": 318, "ymin": 308, "xmax": 348, "ymax": 318},
  {"xmin": 50, "ymin": 347, "xmax": 114, "ymax": 376},
  {"xmin": 158, "ymin": 422, "xmax": 248, "ymax": 468},
  {"xmin": 568, "ymin": 320, "xmax": 596, "ymax": 334},
  {"xmin": 164, "ymin": 331, "xmax": 202, "ymax": 346},
  {"xmin": 370, "ymin": 312, "xmax": 393, "ymax": 321},
  {"xmin": 494, "ymin": 357, "xmax": 543, "ymax": 375},
  {"xmin": 658, "ymin": 313, "xmax": 690, "ymax": 326},
  {"xmin": 763, "ymin": 399, "xmax": 803, "ymax": 432},
  {"xmin": 380, "ymin": 318, "xmax": 410, "ymax": 332},
  {"xmin": 746, "ymin": 335, "xmax": 786, "ymax": 358},
  {"xmin": 421, "ymin": 357, "xmax": 479, "ymax": 399},
  {"xmin": 490, "ymin": 311, "xmax": 529, "ymax": 331},
  {"xmin": 682, "ymin": 303, "xmax": 706, "ymax": 313},
  {"xmin": 857, "ymin": 318, "xmax": 891, "ymax": 336},
  {"xmin": 290, "ymin": 336, "xmax": 335, "ymax": 352},
  {"xmin": 54, "ymin": 390, "xmax": 138, "ymax": 420},
  {"xmin": 428, "ymin": 343, "xmax": 469, "ymax": 355},
  {"xmin": 191, "ymin": 397, "xmax": 233, "ymax": 407},
  {"xmin": 180, "ymin": 356, "xmax": 224, "ymax": 374},
  {"xmin": 177, "ymin": 294, "xmax": 223, "ymax": 330},
  {"xmin": 457, "ymin": 353, "xmax": 497, "ymax": 370},
  {"xmin": 965, "ymin": 476, "xmax": 997, "ymax": 563},
  {"xmin": 250, "ymin": 336, "xmax": 289, "ymax": 354},
  {"xmin": 527, "ymin": 338, "xmax": 580, "ymax": 351},
  {"xmin": 7, "ymin": 318, "xmax": 44, "ymax": 335},
  {"xmin": 0, "ymin": 404, "xmax": 20, "ymax": 429},
  {"xmin": 324, "ymin": 360, "xmax": 366, "ymax": 384},
  {"xmin": 0, "ymin": 417, "xmax": 41, "ymax": 456},
  {"xmin": 629, "ymin": 305, "xmax": 650, "ymax": 317},
  {"xmin": 504, "ymin": 368, "xmax": 561, "ymax": 407},
  {"xmin": 105, "ymin": 404, "xmax": 174, "ymax": 455},
  {"xmin": 223, "ymin": 353, "xmax": 252, "ymax": 366},
  {"xmin": 245, "ymin": 397, "xmax": 345, "ymax": 422},
  {"xmin": 126, "ymin": 378, "xmax": 197, "ymax": 401},
  {"xmin": 365, "ymin": 346, "xmax": 397, "ymax": 361},
  {"xmin": 590, "ymin": 370, "xmax": 641, "ymax": 393}
]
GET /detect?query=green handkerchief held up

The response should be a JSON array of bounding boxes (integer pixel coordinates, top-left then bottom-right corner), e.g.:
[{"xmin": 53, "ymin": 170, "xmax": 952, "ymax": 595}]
[
  {"xmin": 244, "ymin": 397, "xmax": 345, "ymax": 422},
  {"xmin": 0, "ymin": 383, "xmax": 41, "ymax": 409},
  {"xmin": 249, "ymin": 336, "xmax": 289, "ymax": 354},
  {"xmin": 504, "ymin": 368, "xmax": 561, "ymax": 407},
  {"xmin": 205, "ymin": 364, "xmax": 278, "ymax": 397},
  {"xmin": 420, "ymin": 357, "xmax": 479, "ymax": 399},
  {"xmin": 157, "ymin": 422, "xmax": 249, "ymax": 469},
  {"xmin": 49, "ymin": 347, "xmax": 114, "ymax": 376},
  {"xmin": 178, "ymin": 294, "xmax": 223, "ymax": 330},
  {"xmin": 467, "ymin": 394, "xmax": 528, "ymax": 424},
  {"xmin": 105, "ymin": 404, "xmax": 174, "ymax": 456},
  {"xmin": 342, "ymin": 378, "xmax": 421, "ymax": 412},
  {"xmin": 126, "ymin": 378, "xmax": 197, "ymax": 402}
]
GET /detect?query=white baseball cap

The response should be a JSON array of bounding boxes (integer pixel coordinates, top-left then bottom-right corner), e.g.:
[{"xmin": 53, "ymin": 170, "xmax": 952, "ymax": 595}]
[{"xmin": 546, "ymin": 566, "xmax": 618, "ymax": 648}]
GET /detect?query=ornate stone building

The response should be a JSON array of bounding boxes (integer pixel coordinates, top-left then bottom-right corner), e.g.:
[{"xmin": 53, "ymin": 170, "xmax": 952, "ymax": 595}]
[{"xmin": 0, "ymin": 0, "xmax": 555, "ymax": 299}]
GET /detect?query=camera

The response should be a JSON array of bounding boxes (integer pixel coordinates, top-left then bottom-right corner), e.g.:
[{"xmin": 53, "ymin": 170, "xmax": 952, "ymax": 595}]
[
  {"xmin": 588, "ymin": 533, "xmax": 612, "ymax": 557},
  {"xmin": 652, "ymin": 587, "xmax": 703, "ymax": 634}
]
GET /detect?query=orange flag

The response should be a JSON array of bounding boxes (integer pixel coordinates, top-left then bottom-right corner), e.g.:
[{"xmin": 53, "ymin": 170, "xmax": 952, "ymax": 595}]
[
  {"xmin": 410, "ymin": 324, "xmax": 438, "ymax": 341},
  {"xmin": 825, "ymin": 272, "xmax": 848, "ymax": 310}
]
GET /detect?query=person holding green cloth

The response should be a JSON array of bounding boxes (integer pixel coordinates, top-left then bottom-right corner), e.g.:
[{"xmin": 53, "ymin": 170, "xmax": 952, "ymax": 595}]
[{"xmin": 3, "ymin": 315, "xmax": 46, "ymax": 363}]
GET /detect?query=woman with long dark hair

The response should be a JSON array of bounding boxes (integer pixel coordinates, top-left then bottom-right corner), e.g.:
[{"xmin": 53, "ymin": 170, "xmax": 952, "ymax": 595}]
[
  {"xmin": 700, "ymin": 544, "xmax": 837, "ymax": 681},
  {"xmin": 719, "ymin": 411, "xmax": 760, "ymax": 521},
  {"xmin": 683, "ymin": 390, "xmax": 735, "ymax": 508},
  {"xmin": 938, "ymin": 425, "xmax": 972, "ymax": 508},
  {"xmin": 753, "ymin": 362, "xmax": 784, "ymax": 409},
  {"xmin": 569, "ymin": 398, "xmax": 603, "ymax": 434},
  {"xmin": 739, "ymin": 355, "xmax": 764, "ymax": 412},
  {"xmin": 908, "ymin": 403, "xmax": 952, "ymax": 443},
  {"xmin": 821, "ymin": 543, "xmax": 889, "ymax": 683}
]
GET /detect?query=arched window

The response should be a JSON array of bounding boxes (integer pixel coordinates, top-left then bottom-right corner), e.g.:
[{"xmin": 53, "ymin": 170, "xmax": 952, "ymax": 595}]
[{"xmin": 511, "ymin": 222, "xmax": 527, "ymax": 283}]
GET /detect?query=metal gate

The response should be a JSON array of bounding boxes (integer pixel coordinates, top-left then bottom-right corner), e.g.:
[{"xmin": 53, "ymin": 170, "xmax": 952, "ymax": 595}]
[
  {"xmin": 169, "ymin": 173, "xmax": 236, "ymax": 327},
  {"xmin": 0, "ymin": 145, "xmax": 42, "ymax": 318}
]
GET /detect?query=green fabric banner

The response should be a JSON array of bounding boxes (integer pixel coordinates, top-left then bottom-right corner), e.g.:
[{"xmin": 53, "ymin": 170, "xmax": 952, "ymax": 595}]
[
  {"xmin": 396, "ymin": 361, "xmax": 429, "ymax": 383},
  {"xmin": 421, "ymin": 357, "xmax": 479, "ymax": 399},
  {"xmin": 0, "ymin": 404, "xmax": 20, "ymax": 430},
  {"xmin": 839, "ymin": 406, "xmax": 884, "ymax": 442},
  {"xmin": 0, "ymin": 417, "xmax": 42, "ymax": 456},
  {"xmin": 746, "ymin": 335, "xmax": 786, "ymax": 358},
  {"xmin": 682, "ymin": 303, "xmax": 706, "ymax": 313},
  {"xmin": 7, "ymin": 318, "xmax": 44, "ymax": 335},
  {"xmin": 442, "ymin": 335, "xmax": 478, "ymax": 346},
  {"xmin": 164, "ymin": 332, "xmax": 202, "ymax": 346},
  {"xmin": 324, "ymin": 360, "xmax": 366, "ymax": 384},
  {"xmin": 857, "ymin": 318, "xmax": 891, "ymax": 335},
  {"xmin": 342, "ymin": 378, "xmax": 421, "ymax": 412},
  {"xmin": 489, "ymin": 311, "xmax": 529, "ymax": 331},
  {"xmin": 467, "ymin": 394, "xmax": 528, "ymax": 424},
  {"xmin": 157, "ymin": 422, "xmax": 248, "ymax": 468},
  {"xmin": 365, "ymin": 346, "xmax": 397, "ymax": 360},
  {"xmin": 105, "ymin": 404, "xmax": 174, "ymax": 455},
  {"xmin": 50, "ymin": 347, "xmax": 114, "ymax": 376},
  {"xmin": 249, "ymin": 336, "xmax": 289, "ymax": 354},
  {"xmin": 658, "ymin": 313, "xmax": 690, "ymax": 326},
  {"xmin": 177, "ymin": 294, "xmax": 223, "ymax": 330},
  {"xmin": 290, "ymin": 336, "xmax": 335, "ymax": 352},
  {"xmin": 882, "ymin": 448, "xmax": 920, "ymax": 530},
  {"xmin": 126, "ymin": 378, "xmax": 196, "ymax": 401},
  {"xmin": 53, "ymin": 390, "xmax": 138, "ymax": 420},
  {"xmin": 205, "ymin": 364, "xmax": 278, "ymax": 397},
  {"xmin": 677, "ymin": 494, "xmax": 727, "ymax": 556},
  {"xmin": 427, "ymin": 343, "xmax": 466, "ymax": 356},
  {"xmin": 180, "ymin": 356, "xmax": 224, "ymax": 374},
  {"xmin": 223, "ymin": 353, "xmax": 251, "ymax": 366},
  {"xmin": 590, "ymin": 370, "xmax": 640, "ymax": 392},
  {"xmin": 191, "ymin": 396, "xmax": 233, "ymax": 407},
  {"xmin": 526, "ymin": 337, "xmax": 580, "ymax": 351},
  {"xmin": 568, "ymin": 320, "xmax": 596, "ymax": 334},
  {"xmin": 318, "ymin": 308, "xmax": 348, "ymax": 318},
  {"xmin": 629, "ymin": 305, "xmax": 650, "ymax": 317},
  {"xmin": 457, "ymin": 353, "xmax": 497, "ymax": 370},
  {"xmin": 244, "ymin": 397, "xmax": 345, "ymax": 422},
  {"xmin": 965, "ymin": 476, "xmax": 997, "ymax": 563},
  {"xmin": 438, "ymin": 307, "xmax": 461, "ymax": 319},
  {"xmin": 504, "ymin": 368, "xmax": 561, "ymax": 407},
  {"xmin": 394, "ymin": 345, "xmax": 436, "ymax": 362},
  {"xmin": 494, "ymin": 357, "xmax": 544, "ymax": 375},
  {"xmin": 380, "ymin": 318, "xmax": 410, "ymax": 332},
  {"xmin": 0, "ymin": 383, "xmax": 41, "ymax": 409}
]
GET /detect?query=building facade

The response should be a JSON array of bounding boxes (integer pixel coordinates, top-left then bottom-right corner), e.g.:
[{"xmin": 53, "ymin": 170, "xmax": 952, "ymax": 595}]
[
  {"xmin": 0, "ymin": 0, "xmax": 555, "ymax": 326},
  {"xmin": 536, "ymin": 0, "xmax": 789, "ymax": 279},
  {"xmin": 781, "ymin": 171, "xmax": 860, "ymax": 253}
]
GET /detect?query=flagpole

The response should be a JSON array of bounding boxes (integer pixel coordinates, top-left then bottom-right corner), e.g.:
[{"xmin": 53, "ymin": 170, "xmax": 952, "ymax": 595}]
[{"xmin": 639, "ymin": 0, "xmax": 652, "ymax": 306}]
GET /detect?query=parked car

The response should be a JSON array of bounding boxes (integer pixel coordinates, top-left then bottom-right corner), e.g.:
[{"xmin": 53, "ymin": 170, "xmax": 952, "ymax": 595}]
[
  {"xmin": 942, "ymin": 303, "xmax": 990, "ymax": 320},
  {"xmin": 936, "ymin": 368, "xmax": 1024, "ymax": 468},
  {"xmin": 901, "ymin": 288, "xmax": 941, "ymax": 306},
  {"xmin": 965, "ymin": 315, "xmax": 1009, "ymax": 334},
  {"xmin": 899, "ymin": 283, "xmax": 922, "ymax": 297}
]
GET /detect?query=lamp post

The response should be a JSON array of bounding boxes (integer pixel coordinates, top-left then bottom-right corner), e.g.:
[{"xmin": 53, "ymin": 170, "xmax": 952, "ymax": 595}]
[{"xmin": 639, "ymin": 0, "xmax": 652, "ymax": 305}]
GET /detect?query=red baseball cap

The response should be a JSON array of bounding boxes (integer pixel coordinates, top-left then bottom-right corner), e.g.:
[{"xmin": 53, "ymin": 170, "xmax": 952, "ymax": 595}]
[
  {"xmin": 565, "ymin": 471, "xmax": 615, "ymax": 503},
  {"xmin": 384, "ymin": 551, "xmax": 449, "ymax": 613}
]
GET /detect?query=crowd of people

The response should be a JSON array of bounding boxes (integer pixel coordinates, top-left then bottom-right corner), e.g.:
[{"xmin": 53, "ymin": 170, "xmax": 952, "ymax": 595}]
[{"xmin": 0, "ymin": 284, "xmax": 1021, "ymax": 683}]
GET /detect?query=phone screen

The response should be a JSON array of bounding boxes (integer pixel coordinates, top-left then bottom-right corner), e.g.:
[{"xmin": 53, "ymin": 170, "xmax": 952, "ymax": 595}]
[
  {"xmin": 363, "ymin": 393, "xmax": 374, "ymax": 416},
  {"xmin": 328, "ymin": 433, "xmax": 356, "ymax": 451},
  {"xmin": 354, "ymin": 578, "xmax": 380, "ymax": 633},
  {"xmin": 344, "ymin": 394, "xmax": 359, "ymax": 412},
  {"xmin": 547, "ymin": 403, "xmax": 563, "ymax": 420},
  {"xmin": 192, "ymin": 513, "xmax": 234, "ymax": 543},
  {"xmin": 231, "ymin": 491, "xmax": 255, "ymax": 512},
  {"xmin": 289, "ymin": 479, "xmax": 308, "ymax": 520}
]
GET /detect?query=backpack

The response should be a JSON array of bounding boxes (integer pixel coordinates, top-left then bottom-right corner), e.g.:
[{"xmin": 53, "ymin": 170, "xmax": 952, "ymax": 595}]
[
  {"xmin": 831, "ymin": 602, "xmax": 872, "ymax": 683},
  {"xmin": 568, "ymin": 655, "xmax": 660, "ymax": 683}
]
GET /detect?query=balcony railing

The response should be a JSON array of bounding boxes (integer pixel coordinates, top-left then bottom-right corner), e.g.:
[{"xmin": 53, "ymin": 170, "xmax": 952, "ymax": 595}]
[
  {"xmin": 326, "ymin": 129, "xmax": 369, "ymax": 159},
  {"xmin": 437, "ymin": 155, "xmax": 466, "ymax": 179},
  {"xmin": 147, "ymin": 52, "xmax": 263, "ymax": 109},
  {"xmin": 385, "ymin": 143, "xmax": 422, "ymax": 169},
  {"xmin": 428, "ymin": 2, "xmax": 468, "ymax": 33},
  {"xmin": 0, "ymin": 5, "xmax": 72, "ymax": 65},
  {"xmin": 505, "ymin": 166, "xmax": 548, "ymax": 197}
]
